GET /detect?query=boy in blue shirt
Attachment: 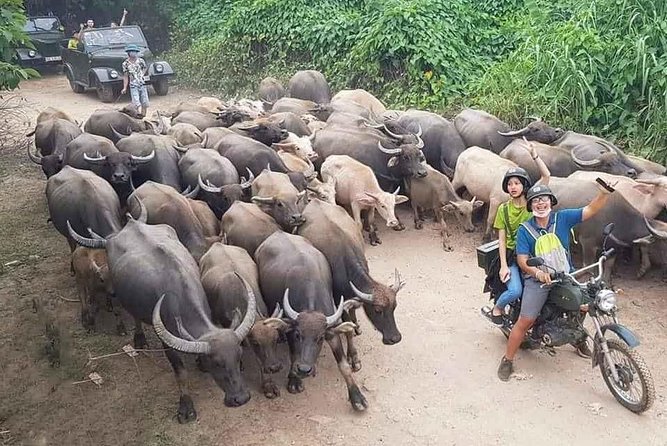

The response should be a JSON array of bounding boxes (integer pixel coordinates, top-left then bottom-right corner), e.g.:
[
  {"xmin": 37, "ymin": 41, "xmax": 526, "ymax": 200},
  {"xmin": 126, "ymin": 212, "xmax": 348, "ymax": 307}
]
[{"xmin": 498, "ymin": 181, "xmax": 615, "ymax": 381}]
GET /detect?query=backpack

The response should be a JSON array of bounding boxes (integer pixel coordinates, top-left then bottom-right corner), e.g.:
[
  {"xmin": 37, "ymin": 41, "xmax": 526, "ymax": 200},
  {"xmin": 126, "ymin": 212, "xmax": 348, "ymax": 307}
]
[{"xmin": 520, "ymin": 214, "xmax": 570, "ymax": 273}]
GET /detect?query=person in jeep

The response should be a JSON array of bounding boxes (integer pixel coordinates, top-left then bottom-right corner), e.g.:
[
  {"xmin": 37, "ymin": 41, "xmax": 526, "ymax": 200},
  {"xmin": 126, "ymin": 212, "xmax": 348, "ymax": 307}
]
[
  {"xmin": 497, "ymin": 180, "xmax": 616, "ymax": 381},
  {"xmin": 121, "ymin": 44, "xmax": 149, "ymax": 118}
]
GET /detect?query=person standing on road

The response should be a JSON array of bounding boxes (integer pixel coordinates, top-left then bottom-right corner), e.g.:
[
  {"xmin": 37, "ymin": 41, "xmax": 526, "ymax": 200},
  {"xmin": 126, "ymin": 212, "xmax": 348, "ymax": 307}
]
[
  {"xmin": 497, "ymin": 180, "xmax": 616, "ymax": 381},
  {"xmin": 482, "ymin": 139, "xmax": 550, "ymax": 325},
  {"xmin": 121, "ymin": 44, "xmax": 149, "ymax": 118}
]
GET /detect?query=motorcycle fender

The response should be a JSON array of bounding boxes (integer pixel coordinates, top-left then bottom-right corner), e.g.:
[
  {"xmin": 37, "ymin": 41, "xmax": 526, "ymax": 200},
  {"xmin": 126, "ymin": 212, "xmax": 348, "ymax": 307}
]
[{"xmin": 593, "ymin": 323, "xmax": 640, "ymax": 368}]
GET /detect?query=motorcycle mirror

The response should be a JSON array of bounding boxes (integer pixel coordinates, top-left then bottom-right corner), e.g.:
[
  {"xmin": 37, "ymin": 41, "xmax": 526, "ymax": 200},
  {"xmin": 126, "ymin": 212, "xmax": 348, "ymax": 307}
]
[
  {"xmin": 526, "ymin": 257, "xmax": 544, "ymax": 267},
  {"xmin": 603, "ymin": 223, "xmax": 615, "ymax": 236}
]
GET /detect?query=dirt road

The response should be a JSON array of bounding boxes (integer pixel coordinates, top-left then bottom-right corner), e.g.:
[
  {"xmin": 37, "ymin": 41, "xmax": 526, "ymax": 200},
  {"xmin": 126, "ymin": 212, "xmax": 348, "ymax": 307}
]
[{"xmin": 1, "ymin": 74, "xmax": 665, "ymax": 446}]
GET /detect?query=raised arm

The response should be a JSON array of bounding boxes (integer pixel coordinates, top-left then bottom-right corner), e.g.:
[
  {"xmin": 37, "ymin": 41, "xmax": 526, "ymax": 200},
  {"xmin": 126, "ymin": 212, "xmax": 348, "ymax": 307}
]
[
  {"xmin": 119, "ymin": 9, "xmax": 127, "ymax": 26},
  {"xmin": 582, "ymin": 178, "xmax": 616, "ymax": 221},
  {"xmin": 522, "ymin": 138, "xmax": 550, "ymax": 186}
]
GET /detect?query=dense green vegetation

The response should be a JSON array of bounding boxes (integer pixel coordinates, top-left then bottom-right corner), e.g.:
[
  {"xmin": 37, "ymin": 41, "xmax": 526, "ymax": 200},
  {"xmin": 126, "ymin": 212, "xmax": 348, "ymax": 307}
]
[
  {"xmin": 169, "ymin": 0, "xmax": 667, "ymax": 162},
  {"xmin": 0, "ymin": 0, "xmax": 38, "ymax": 90}
]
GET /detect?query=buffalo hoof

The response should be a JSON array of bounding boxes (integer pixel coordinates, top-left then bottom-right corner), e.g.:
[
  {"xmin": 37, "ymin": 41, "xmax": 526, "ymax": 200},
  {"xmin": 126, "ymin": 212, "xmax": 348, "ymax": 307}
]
[
  {"xmin": 636, "ymin": 268, "xmax": 648, "ymax": 279},
  {"xmin": 262, "ymin": 380, "xmax": 281, "ymax": 399},
  {"xmin": 287, "ymin": 375, "xmax": 304, "ymax": 394},
  {"xmin": 414, "ymin": 220, "xmax": 423, "ymax": 230},
  {"xmin": 116, "ymin": 322, "xmax": 127, "ymax": 337},
  {"xmin": 442, "ymin": 243, "xmax": 454, "ymax": 252},
  {"xmin": 369, "ymin": 233, "xmax": 382, "ymax": 246},
  {"xmin": 348, "ymin": 384, "xmax": 368, "ymax": 411},
  {"xmin": 348, "ymin": 353, "xmax": 362, "ymax": 372},
  {"xmin": 133, "ymin": 332, "xmax": 147, "ymax": 350},
  {"xmin": 354, "ymin": 326, "xmax": 362, "ymax": 336},
  {"xmin": 176, "ymin": 395, "xmax": 197, "ymax": 423},
  {"xmin": 81, "ymin": 312, "xmax": 95, "ymax": 332}
]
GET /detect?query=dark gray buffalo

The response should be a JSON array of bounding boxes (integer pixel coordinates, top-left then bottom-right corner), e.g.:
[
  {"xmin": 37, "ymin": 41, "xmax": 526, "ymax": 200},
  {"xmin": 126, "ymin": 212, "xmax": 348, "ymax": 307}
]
[
  {"xmin": 46, "ymin": 166, "xmax": 123, "ymax": 252},
  {"xmin": 313, "ymin": 126, "xmax": 428, "ymax": 191},
  {"xmin": 454, "ymin": 109, "xmax": 564, "ymax": 153},
  {"xmin": 287, "ymin": 70, "xmax": 331, "ymax": 104},
  {"xmin": 84, "ymin": 109, "xmax": 156, "ymax": 143},
  {"xmin": 258, "ymin": 77, "xmax": 286, "ymax": 108},
  {"xmin": 27, "ymin": 118, "xmax": 83, "ymax": 178},
  {"xmin": 229, "ymin": 118, "xmax": 287, "ymax": 146},
  {"xmin": 221, "ymin": 202, "xmax": 283, "ymax": 258},
  {"xmin": 269, "ymin": 97, "xmax": 332, "ymax": 121},
  {"xmin": 67, "ymin": 218, "xmax": 256, "ymax": 423},
  {"xmin": 214, "ymin": 132, "xmax": 291, "ymax": 177},
  {"xmin": 266, "ymin": 112, "xmax": 311, "ymax": 136},
  {"xmin": 397, "ymin": 109, "xmax": 467, "ymax": 176},
  {"xmin": 255, "ymin": 231, "xmax": 367, "ymax": 411},
  {"xmin": 200, "ymin": 243, "xmax": 287, "ymax": 398},
  {"xmin": 128, "ymin": 182, "xmax": 220, "ymax": 261},
  {"xmin": 298, "ymin": 199, "xmax": 406, "ymax": 361},
  {"xmin": 171, "ymin": 110, "xmax": 225, "ymax": 131}
]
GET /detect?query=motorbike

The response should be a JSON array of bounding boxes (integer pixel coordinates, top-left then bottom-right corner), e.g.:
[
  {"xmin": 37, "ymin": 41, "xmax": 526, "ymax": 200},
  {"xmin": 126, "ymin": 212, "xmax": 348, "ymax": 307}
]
[{"xmin": 478, "ymin": 223, "xmax": 655, "ymax": 413}]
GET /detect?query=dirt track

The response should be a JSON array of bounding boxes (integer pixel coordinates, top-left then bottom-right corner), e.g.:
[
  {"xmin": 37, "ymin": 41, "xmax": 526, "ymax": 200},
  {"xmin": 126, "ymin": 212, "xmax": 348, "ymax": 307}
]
[{"xmin": 1, "ymin": 73, "xmax": 665, "ymax": 446}]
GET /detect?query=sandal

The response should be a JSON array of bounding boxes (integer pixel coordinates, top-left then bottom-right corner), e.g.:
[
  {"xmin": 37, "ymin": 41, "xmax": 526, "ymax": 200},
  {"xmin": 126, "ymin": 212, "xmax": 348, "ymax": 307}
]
[{"xmin": 481, "ymin": 306, "xmax": 505, "ymax": 326}]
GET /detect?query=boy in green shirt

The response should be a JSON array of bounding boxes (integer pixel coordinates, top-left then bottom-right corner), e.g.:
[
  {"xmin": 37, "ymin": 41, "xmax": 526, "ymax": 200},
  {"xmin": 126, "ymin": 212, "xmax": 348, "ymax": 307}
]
[{"xmin": 484, "ymin": 140, "xmax": 551, "ymax": 325}]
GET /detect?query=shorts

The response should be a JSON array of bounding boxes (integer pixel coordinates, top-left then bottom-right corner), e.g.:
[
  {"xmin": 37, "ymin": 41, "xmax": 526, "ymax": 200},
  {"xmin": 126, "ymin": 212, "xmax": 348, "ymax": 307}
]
[
  {"xmin": 130, "ymin": 84, "xmax": 149, "ymax": 108},
  {"xmin": 519, "ymin": 276, "xmax": 550, "ymax": 319}
]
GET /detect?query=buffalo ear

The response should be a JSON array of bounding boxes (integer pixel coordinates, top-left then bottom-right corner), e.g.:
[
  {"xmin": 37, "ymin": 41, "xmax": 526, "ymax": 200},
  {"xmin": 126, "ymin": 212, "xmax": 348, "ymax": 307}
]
[
  {"xmin": 357, "ymin": 194, "xmax": 378, "ymax": 206},
  {"xmin": 263, "ymin": 318, "xmax": 290, "ymax": 331},
  {"xmin": 343, "ymin": 299, "xmax": 363, "ymax": 311},
  {"xmin": 387, "ymin": 156, "xmax": 399, "ymax": 167},
  {"xmin": 441, "ymin": 203, "xmax": 456, "ymax": 213},
  {"xmin": 632, "ymin": 183, "xmax": 654, "ymax": 195},
  {"xmin": 394, "ymin": 194, "xmax": 409, "ymax": 205},
  {"xmin": 473, "ymin": 200, "xmax": 484, "ymax": 209},
  {"xmin": 328, "ymin": 321, "xmax": 357, "ymax": 335}
]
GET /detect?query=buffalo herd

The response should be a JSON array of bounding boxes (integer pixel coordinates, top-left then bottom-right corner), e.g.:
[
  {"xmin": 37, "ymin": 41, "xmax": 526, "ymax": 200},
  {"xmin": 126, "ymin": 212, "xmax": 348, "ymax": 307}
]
[{"xmin": 27, "ymin": 69, "xmax": 667, "ymax": 422}]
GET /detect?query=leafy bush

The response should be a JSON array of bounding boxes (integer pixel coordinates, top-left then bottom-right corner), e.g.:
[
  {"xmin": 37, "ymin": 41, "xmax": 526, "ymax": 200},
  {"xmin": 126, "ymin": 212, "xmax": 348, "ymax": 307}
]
[{"xmin": 0, "ymin": 0, "xmax": 39, "ymax": 90}]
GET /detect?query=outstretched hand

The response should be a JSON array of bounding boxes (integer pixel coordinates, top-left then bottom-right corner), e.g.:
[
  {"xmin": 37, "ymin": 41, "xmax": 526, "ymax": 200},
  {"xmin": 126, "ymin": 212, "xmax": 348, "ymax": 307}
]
[{"xmin": 521, "ymin": 136, "xmax": 538, "ymax": 159}]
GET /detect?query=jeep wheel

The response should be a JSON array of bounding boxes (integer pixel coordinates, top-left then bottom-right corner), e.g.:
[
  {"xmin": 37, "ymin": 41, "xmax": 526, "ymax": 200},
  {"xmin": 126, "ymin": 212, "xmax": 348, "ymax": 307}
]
[
  {"xmin": 153, "ymin": 79, "xmax": 169, "ymax": 96},
  {"xmin": 96, "ymin": 80, "xmax": 115, "ymax": 103},
  {"xmin": 67, "ymin": 70, "xmax": 84, "ymax": 94}
]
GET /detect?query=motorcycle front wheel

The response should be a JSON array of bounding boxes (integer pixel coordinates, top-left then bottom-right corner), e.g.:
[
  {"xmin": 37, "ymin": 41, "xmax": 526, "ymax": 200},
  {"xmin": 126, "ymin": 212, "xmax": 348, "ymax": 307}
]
[{"xmin": 599, "ymin": 339, "xmax": 655, "ymax": 413}]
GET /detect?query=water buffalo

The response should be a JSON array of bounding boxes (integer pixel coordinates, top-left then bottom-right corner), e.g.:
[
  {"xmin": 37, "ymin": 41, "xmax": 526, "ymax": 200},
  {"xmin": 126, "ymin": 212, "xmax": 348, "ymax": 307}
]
[
  {"xmin": 128, "ymin": 182, "xmax": 220, "ymax": 261},
  {"xmin": 258, "ymin": 77, "xmax": 285, "ymax": 107},
  {"xmin": 67, "ymin": 218, "xmax": 256, "ymax": 422},
  {"xmin": 187, "ymin": 198, "xmax": 220, "ymax": 237},
  {"xmin": 229, "ymin": 118, "xmax": 287, "ymax": 146},
  {"xmin": 200, "ymin": 243, "xmax": 287, "ymax": 398},
  {"xmin": 27, "ymin": 118, "xmax": 83, "ymax": 178},
  {"xmin": 331, "ymin": 89, "xmax": 386, "ymax": 116},
  {"xmin": 321, "ymin": 155, "xmax": 409, "ymax": 245},
  {"xmin": 627, "ymin": 155, "xmax": 666, "ymax": 176},
  {"xmin": 221, "ymin": 201, "xmax": 283, "ymax": 258},
  {"xmin": 396, "ymin": 110, "xmax": 466, "ymax": 176},
  {"xmin": 312, "ymin": 126, "xmax": 427, "ymax": 192},
  {"xmin": 196, "ymin": 96, "xmax": 224, "ymax": 113},
  {"xmin": 266, "ymin": 112, "xmax": 311, "ymax": 136},
  {"xmin": 251, "ymin": 170, "xmax": 307, "ymax": 231},
  {"xmin": 46, "ymin": 166, "xmax": 123, "ymax": 252},
  {"xmin": 269, "ymin": 97, "xmax": 332, "ymax": 121},
  {"xmin": 255, "ymin": 231, "xmax": 366, "ymax": 411},
  {"xmin": 84, "ymin": 109, "xmax": 156, "ymax": 143},
  {"xmin": 214, "ymin": 132, "xmax": 291, "ymax": 177},
  {"xmin": 71, "ymin": 246, "xmax": 124, "ymax": 334},
  {"xmin": 36, "ymin": 107, "xmax": 77, "ymax": 125},
  {"xmin": 406, "ymin": 164, "xmax": 484, "ymax": 250},
  {"xmin": 171, "ymin": 110, "xmax": 225, "ymax": 131},
  {"xmin": 500, "ymin": 140, "xmax": 577, "ymax": 179},
  {"xmin": 168, "ymin": 123, "xmax": 202, "ymax": 146},
  {"xmin": 298, "ymin": 199, "xmax": 406, "ymax": 356},
  {"xmin": 454, "ymin": 109, "xmax": 564, "ymax": 153},
  {"xmin": 287, "ymin": 70, "xmax": 331, "ymax": 104}
]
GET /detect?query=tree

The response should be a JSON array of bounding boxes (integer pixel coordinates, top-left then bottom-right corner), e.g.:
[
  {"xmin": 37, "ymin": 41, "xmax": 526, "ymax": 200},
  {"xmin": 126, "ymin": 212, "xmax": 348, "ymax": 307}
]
[{"xmin": 0, "ymin": 0, "xmax": 38, "ymax": 90}]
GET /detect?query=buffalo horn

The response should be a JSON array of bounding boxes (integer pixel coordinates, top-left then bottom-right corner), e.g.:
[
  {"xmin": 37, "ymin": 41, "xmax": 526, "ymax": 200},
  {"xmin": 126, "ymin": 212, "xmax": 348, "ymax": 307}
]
[
  {"xmin": 87, "ymin": 228, "xmax": 105, "ymax": 240},
  {"xmin": 377, "ymin": 140, "xmax": 402, "ymax": 155},
  {"xmin": 325, "ymin": 296, "xmax": 345, "ymax": 328},
  {"xmin": 130, "ymin": 150, "xmax": 155, "ymax": 164},
  {"xmin": 198, "ymin": 173, "xmax": 222, "ymax": 193},
  {"xmin": 303, "ymin": 160, "xmax": 316, "ymax": 180},
  {"xmin": 67, "ymin": 220, "xmax": 107, "ymax": 249},
  {"xmin": 415, "ymin": 124, "xmax": 423, "ymax": 137},
  {"xmin": 392, "ymin": 185, "xmax": 401, "ymax": 195},
  {"xmin": 83, "ymin": 151, "xmax": 107, "ymax": 164},
  {"xmin": 156, "ymin": 111, "xmax": 165, "ymax": 134},
  {"xmin": 349, "ymin": 281, "xmax": 373, "ymax": 303},
  {"xmin": 282, "ymin": 288, "xmax": 299, "ymax": 320},
  {"xmin": 131, "ymin": 195, "xmax": 148, "ymax": 223},
  {"xmin": 383, "ymin": 124, "xmax": 403, "ymax": 139},
  {"xmin": 27, "ymin": 146, "xmax": 43, "ymax": 164},
  {"xmin": 240, "ymin": 167, "xmax": 255, "ymax": 189},
  {"xmin": 497, "ymin": 125, "xmax": 531, "ymax": 137},
  {"xmin": 415, "ymin": 133, "xmax": 424, "ymax": 149},
  {"xmin": 251, "ymin": 196, "xmax": 276, "ymax": 204},
  {"xmin": 236, "ymin": 121, "xmax": 259, "ymax": 130},
  {"xmin": 570, "ymin": 149, "xmax": 601, "ymax": 166},
  {"xmin": 173, "ymin": 144, "xmax": 189, "ymax": 153},
  {"xmin": 233, "ymin": 273, "xmax": 257, "ymax": 340},
  {"xmin": 152, "ymin": 294, "xmax": 211, "ymax": 354},
  {"xmin": 644, "ymin": 217, "xmax": 667, "ymax": 239},
  {"xmin": 363, "ymin": 120, "xmax": 384, "ymax": 129},
  {"xmin": 270, "ymin": 304, "xmax": 283, "ymax": 319},
  {"xmin": 181, "ymin": 183, "xmax": 201, "ymax": 198},
  {"xmin": 201, "ymin": 133, "xmax": 209, "ymax": 148},
  {"xmin": 109, "ymin": 124, "xmax": 130, "ymax": 140}
]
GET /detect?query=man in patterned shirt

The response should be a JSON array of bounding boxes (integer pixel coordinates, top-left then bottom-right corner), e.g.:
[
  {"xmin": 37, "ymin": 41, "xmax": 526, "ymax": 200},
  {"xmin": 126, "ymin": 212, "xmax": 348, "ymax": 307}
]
[{"xmin": 121, "ymin": 44, "xmax": 149, "ymax": 118}]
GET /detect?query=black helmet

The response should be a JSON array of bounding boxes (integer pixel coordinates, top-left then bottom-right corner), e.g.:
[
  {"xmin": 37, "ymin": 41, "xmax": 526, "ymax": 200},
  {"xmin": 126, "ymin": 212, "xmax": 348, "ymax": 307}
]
[
  {"xmin": 526, "ymin": 184, "xmax": 558, "ymax": 211},
  {"xmin": 502, "ymin": 167, "xmax": 532, "ymax": 194}
]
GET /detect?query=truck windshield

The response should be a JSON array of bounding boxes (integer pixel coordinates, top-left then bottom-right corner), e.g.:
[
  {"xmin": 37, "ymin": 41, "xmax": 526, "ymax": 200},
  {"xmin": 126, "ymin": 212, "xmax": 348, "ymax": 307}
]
[
  {"xmin": 24, "ymin": 17, "xmax": 61, "ymax": 32},
  {"xmin": 81, "ymin": 27, "xmax": 145, "ymax": 48}
]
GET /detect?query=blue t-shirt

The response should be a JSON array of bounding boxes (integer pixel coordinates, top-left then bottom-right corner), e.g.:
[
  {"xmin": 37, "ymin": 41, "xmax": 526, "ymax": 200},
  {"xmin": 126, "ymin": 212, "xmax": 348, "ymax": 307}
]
[{"xmin": 515, "ymin": 208, "xmax": 584, "ymax": 270}]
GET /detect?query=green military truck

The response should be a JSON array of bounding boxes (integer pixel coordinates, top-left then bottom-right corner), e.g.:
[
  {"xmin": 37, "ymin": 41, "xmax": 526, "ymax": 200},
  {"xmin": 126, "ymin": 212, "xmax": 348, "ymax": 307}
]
[
  {"xmin": 16, "ymin": 16, "xmax": 65, "ymax": 68},
  {"xmin": 61, "ymin": 25, "xmax": 175, "ymax": 102}
]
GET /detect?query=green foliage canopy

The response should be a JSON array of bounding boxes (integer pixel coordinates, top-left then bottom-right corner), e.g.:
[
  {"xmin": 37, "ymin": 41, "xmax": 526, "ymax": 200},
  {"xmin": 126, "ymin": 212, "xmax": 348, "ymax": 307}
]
[{"xmin": 0, "ymin": 0, "xmax": 38, "ymax": 90}]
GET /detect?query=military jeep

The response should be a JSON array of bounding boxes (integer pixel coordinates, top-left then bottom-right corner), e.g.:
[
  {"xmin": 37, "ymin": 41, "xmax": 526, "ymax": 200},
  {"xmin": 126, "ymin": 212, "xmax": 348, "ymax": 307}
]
[
  {"xmin": 61, "ymin": 25, "xmax": 175, "ymax": 102},
  {"xmin": 16, "ymin": 16, "xmax": 65, "ymax": 68}
]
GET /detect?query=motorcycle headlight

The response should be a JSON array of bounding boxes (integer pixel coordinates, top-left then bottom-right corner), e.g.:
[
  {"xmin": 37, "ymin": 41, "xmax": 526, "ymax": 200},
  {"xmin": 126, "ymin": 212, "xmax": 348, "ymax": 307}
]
[
  {"xmin": 596, "ymin": 289, "xmax": 617, "ymax": 313},
  {"xmin": 155, "ymin": 63, "xmax": 164, "ymax": 73},
  {"xmin": 28, "ymin": 50, "xmax": 36, "ymax": 58},
  {"xmin": 109, "ymin": 70, "xmax": 119, "ymax": 79}
]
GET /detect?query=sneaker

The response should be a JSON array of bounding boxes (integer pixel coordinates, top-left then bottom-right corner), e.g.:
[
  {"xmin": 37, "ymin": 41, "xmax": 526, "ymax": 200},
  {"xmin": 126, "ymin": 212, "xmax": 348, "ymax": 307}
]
[
  {"xmin": 574, "ymin": 340, "xmax": 592, "ymax": 359},
  {"xmin": 497, "ymin": 356, "xmax": 513, "ymax": 381}
]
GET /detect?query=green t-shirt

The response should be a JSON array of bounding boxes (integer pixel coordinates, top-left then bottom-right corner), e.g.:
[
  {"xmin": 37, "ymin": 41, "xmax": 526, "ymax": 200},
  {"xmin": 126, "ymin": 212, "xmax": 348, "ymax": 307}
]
[{"xmin": 493, "ymin": 201, "xmax": 532, "ymax": 250}]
